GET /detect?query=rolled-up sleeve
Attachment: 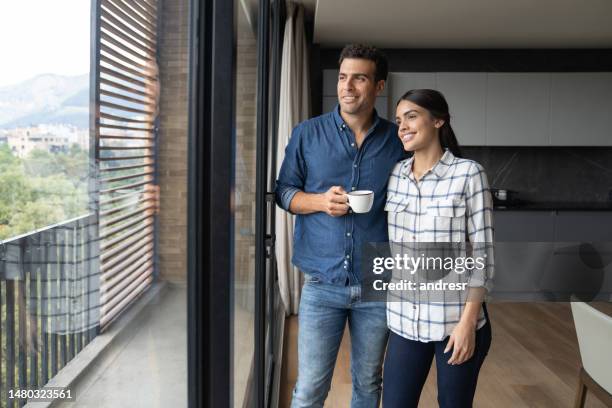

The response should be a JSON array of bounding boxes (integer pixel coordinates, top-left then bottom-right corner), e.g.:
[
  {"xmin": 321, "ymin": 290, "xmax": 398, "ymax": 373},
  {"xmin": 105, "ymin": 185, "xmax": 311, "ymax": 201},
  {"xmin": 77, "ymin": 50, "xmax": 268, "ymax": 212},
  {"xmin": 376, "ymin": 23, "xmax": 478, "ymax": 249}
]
[
  {"xmin": 465, "ymin": 162, "xmax": 495, "ymax": 292},
  {"xmin": 275, "ymin": 124, "xmax": 306, "ymax": 212}
]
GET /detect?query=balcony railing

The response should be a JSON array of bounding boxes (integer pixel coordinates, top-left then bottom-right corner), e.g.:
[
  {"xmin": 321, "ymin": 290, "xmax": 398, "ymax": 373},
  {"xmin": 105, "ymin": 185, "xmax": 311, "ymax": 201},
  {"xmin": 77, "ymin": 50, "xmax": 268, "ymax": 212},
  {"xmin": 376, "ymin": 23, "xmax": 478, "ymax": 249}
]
[{"xmin": 0, "ymin": 214, "xmax": 99, "ymax": 408}]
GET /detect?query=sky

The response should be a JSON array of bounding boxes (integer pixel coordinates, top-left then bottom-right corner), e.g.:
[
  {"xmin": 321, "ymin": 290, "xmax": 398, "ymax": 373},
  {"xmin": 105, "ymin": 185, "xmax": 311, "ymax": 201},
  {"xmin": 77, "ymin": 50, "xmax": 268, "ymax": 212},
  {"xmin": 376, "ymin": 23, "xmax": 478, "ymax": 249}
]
[{"xmin": 0, "ymin": 0, "xmax": 91, "ymax": 88}]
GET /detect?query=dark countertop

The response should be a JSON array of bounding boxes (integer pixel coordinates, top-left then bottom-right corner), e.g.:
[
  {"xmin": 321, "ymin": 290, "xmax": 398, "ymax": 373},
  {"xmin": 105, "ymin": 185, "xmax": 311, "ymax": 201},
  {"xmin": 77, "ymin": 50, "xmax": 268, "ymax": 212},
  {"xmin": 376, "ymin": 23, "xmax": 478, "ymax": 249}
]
[{"xmin": 493, "ymin": 202, "xmax": 612, "ymax": 211}]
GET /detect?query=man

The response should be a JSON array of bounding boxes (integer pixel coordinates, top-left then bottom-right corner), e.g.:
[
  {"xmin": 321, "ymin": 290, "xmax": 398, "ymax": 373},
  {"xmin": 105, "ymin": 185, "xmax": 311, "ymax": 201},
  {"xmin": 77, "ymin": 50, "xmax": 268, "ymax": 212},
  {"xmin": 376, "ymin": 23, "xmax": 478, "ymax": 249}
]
[{"xmin": 276, "ymin": 44, "xmax": 405, "ymax": 407}]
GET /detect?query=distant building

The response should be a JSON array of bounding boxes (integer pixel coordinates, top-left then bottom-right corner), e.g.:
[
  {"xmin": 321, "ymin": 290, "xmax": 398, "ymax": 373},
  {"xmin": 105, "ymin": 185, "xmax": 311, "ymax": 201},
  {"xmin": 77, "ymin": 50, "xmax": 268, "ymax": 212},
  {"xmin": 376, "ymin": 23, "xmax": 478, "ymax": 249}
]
[{"xmin": 0, "ymin": 125, "xmax": 88, "ymax": 158}]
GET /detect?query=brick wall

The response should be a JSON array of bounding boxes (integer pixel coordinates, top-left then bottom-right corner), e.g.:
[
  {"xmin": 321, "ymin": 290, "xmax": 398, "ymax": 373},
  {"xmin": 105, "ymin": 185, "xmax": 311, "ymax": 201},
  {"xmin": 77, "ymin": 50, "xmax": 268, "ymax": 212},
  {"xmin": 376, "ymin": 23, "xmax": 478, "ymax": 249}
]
[
  {"xmin": 156, "ymin": 2, "xmax": 258, "ymax": 288},
  {"xmin": 157, "ymin": 0, "xmax": 189, "ymax": 282},
  {"xmin": 234, "ymin": 29, "xmax": 257, "ymax": 309}
]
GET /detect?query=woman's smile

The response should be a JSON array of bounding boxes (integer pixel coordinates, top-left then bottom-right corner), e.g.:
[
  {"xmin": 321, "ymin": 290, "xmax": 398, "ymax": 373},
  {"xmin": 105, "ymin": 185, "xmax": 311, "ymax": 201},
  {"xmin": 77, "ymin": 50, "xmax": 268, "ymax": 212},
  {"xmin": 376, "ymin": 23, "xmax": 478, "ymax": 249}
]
[{"xmin": 400, "ymin": 132, "xmax": 416, "ymax": 143}]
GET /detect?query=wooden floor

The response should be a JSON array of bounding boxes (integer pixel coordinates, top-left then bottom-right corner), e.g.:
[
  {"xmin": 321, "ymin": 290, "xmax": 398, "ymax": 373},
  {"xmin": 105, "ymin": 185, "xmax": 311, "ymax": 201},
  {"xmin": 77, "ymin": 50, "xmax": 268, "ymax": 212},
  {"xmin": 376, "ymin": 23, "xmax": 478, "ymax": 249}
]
[{"xmin": 279, "ymin": 303, "xmax": 609, "ymax": 408}]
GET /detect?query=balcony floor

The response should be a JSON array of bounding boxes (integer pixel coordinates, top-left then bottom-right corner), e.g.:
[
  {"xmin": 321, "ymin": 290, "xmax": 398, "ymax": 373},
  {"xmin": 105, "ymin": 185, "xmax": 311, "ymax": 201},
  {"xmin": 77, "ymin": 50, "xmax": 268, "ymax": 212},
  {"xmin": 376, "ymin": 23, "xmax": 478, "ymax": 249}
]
[{"xmin": 56, "ymin": 285, "xmax": 187, "ymax": 408}]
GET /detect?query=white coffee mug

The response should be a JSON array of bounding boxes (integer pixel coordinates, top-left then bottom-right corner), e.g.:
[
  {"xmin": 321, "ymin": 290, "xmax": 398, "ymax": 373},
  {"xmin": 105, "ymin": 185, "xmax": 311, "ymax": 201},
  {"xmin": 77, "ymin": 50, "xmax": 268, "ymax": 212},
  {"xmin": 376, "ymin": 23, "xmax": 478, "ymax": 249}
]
[{"xmin": 346, "ymin": 190, "xmax": 374, "ymax": 213}]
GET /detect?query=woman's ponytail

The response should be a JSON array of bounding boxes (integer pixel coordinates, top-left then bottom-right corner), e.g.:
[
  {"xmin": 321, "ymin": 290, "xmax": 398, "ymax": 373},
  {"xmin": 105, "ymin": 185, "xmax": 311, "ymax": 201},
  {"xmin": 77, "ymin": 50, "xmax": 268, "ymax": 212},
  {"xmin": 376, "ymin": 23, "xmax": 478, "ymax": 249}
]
[{"xmin": 439, "ymin": 120, "xmax": 462, "ymax": 158}]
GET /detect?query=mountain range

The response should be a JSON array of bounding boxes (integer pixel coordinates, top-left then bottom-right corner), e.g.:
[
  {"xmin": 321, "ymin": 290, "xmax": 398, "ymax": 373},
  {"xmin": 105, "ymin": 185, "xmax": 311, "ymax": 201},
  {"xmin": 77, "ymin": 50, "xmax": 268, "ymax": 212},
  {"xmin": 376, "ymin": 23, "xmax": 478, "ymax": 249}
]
[{"xmin": 0, "ymin": 73, "xmax": 89, "ymax": 129}]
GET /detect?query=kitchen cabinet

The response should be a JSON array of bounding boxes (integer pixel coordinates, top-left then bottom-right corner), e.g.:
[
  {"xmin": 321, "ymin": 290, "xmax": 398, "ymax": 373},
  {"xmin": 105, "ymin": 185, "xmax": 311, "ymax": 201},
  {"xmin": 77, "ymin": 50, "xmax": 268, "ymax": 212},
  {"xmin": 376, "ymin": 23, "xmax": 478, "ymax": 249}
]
[
  {"xmin": 494, "ymin": 211, "xmax": 555, "ymax": 241},
  {"xmin": 387, "ymin": 73, "xmax": 436, "ymax": 112},
  {"xmin": 494, "ymin": 210, "xmax": 612, "ymax": 242},
  {"xmin": 554, "ymin": 211, "xmax": 612, "ymax": 242},
  {"xmin": 493, "ymin": 210, "xmax": 612, "ymax": 300},
  {"xmin": 436, "ymin": 73, "xmax": 486, "ymax": 146},
  {"xmin": 485, "ymin": 73, "xmax": 551, "ymax": 146},
  {"xmin": 493, "ymin": 211, "xmax": 556, "ymax": 299},
  {"xmin": 322, "ymin": 70, "xmax": 612, "ymax": 146},
  {"xmin": 549, "ymin": 73, "xmax": 612, "ymax": 146}
]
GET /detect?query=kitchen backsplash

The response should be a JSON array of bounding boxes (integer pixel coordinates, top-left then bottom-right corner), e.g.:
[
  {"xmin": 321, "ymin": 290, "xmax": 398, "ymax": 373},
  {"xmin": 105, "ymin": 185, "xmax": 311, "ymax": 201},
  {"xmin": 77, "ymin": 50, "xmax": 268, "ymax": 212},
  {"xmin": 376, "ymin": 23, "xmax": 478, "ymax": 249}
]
[{"xmin": 462, "ymin": 147, "xmax": 612, "ymax": 203}]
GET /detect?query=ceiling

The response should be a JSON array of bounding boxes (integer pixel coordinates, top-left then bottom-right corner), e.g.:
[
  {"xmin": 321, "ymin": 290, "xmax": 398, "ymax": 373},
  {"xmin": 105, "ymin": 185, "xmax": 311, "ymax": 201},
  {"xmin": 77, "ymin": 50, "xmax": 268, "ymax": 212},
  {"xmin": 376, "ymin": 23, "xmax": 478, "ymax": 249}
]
[{"xmin": 312, "ymin": 0, "xmax": 612, "ymax": 48}]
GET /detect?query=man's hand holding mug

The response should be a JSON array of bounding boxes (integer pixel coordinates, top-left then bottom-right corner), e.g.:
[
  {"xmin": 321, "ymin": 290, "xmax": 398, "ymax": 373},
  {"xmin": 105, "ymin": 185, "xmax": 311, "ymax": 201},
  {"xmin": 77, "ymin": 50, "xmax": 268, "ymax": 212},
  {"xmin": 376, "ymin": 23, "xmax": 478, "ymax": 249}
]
[
  {"xmin": 321, "ymin": 186, "xmax": 350, "ymax": 217},
  {"xmin": 320, "ymin": 186, "xmax": 374, "ymax": 216}
]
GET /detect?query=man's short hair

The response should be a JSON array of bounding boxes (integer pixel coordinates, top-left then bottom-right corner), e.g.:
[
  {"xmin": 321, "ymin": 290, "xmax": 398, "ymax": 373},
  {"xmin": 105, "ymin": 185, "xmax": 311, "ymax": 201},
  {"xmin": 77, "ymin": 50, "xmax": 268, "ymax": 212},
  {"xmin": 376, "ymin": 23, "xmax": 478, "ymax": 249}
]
[{"xmin": 338, "ymin": 44, "xmax": 389, "ymax": 82}]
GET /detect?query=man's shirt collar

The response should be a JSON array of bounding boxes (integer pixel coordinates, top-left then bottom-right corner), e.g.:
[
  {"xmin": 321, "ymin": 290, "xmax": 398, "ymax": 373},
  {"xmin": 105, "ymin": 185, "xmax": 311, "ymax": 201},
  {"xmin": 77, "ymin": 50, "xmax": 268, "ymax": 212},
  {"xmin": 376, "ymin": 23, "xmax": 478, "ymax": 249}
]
[{"xmin": 333, "ymin": 104, "xmax": 381, "ymax": 134}]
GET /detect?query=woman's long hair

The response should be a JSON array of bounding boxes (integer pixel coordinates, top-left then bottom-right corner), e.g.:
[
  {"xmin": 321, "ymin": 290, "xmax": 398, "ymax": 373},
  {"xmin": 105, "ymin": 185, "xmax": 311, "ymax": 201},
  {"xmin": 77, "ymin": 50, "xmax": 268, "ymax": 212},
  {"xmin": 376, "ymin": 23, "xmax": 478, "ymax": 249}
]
[{"xmin": 396, "ymin": 89, "xmax": 462, "ymax": 158}]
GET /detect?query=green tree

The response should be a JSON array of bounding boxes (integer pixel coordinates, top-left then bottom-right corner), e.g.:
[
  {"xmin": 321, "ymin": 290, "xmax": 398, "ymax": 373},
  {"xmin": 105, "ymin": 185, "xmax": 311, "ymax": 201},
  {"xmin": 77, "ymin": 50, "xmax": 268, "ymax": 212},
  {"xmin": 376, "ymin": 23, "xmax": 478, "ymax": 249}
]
[
  {"xmin": 0, "ymin": 143, "xmax": 18, "ymax": 172},
  {"xmin": 5, "ymin": 200, "xmax": 66, "ymax": 237},
  {"xmin": 23, "ymin": 148, "xmax": 62, "ymax": 177},
  {"xmin": 0, "ymin": 164, "xmax": 32, "ymax": 225},
  {"xmin": 0, "ymin": 144, "xmax": 89, "ymax": 241}
]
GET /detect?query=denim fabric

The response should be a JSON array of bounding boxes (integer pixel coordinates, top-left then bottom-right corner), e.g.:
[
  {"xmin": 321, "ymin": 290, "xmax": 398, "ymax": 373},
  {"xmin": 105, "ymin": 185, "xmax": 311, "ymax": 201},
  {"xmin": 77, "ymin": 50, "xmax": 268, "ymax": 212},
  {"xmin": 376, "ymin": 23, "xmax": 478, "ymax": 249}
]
[
  {"xmin": 291, "ymin": 275, "xmax": 389, "ymax": 408},
  {"xmin": 382, "ymin": 318, "xmax": 492, "ymax": 408},
  {"xmin": 275, "ymin": 106, "xmax": 405, "ymax": 285}
]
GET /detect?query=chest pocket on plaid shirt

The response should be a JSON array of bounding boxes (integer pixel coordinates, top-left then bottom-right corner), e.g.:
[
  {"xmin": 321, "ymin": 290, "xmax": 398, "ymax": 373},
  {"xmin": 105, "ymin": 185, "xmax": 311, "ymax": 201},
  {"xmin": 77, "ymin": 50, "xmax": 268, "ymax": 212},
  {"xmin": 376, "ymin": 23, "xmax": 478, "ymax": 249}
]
[
  {"xmin": 385, "ymin": 194, "xmax": 410, "ymax": 241},
  {"xmin": 426, "ymin": 198, "xmax": 466, "ymax": 242}
]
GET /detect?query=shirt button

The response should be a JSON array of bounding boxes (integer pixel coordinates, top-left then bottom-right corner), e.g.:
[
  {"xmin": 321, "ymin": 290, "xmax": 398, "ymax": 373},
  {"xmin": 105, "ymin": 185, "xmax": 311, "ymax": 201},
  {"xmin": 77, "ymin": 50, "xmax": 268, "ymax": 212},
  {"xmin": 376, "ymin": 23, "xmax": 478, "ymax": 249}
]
[
  {"xmin": 353, "ymin": 164, "xmax": 357, "ymax": 168},
  {"xmin": 346, "ymin": 254, "xmax": 350, "ymax": 259},
  {"xmin": 351, "ymin": 186, "xmax": 356, "ymax": 190},
  {"xmin": 413, "ymin": 305, "xmax": 417, "ymax": 310},
  {"xmin": 412, "ymin": 236, "xmax": 416, "ymax": 240},
  {"xmin": 344, "ymin": 265, "xmax": 348, "ymax": 269},
  {"xmin": 346, "ymin": 232, "xmax": 351, "ymax": 237},
  {"xmin": 351, "ymin": 143, "xmax": 355, "ymax": 147}
]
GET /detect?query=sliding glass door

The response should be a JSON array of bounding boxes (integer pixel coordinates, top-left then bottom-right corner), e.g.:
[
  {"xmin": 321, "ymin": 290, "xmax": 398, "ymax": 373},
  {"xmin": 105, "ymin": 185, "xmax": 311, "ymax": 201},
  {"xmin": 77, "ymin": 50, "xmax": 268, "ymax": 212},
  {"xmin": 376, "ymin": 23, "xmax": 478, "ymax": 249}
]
[
  {"xmin": 233, "ymin": 2, "xmax": 258, "ymax": 407},
  {"xmin": 188, "ymin": 0, "xmax": 284, "ymax": 407}
]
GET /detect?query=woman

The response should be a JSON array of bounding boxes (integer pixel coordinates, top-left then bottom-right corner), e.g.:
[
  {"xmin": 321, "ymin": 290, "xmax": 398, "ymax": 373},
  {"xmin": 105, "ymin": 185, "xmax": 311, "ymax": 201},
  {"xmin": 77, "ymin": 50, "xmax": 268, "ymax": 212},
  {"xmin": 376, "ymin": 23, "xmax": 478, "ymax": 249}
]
[{"xmin": 382, "ymin": 89, "xmax": 494, "ymax": 407}]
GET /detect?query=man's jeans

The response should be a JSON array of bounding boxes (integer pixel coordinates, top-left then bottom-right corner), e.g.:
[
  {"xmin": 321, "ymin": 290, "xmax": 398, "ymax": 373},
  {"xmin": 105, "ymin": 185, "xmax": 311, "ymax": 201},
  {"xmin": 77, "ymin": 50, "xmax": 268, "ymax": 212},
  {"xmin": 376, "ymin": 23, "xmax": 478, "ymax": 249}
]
[{"xmin": 291, "ymin": 275, "xmax": 389, "ymax": 408}]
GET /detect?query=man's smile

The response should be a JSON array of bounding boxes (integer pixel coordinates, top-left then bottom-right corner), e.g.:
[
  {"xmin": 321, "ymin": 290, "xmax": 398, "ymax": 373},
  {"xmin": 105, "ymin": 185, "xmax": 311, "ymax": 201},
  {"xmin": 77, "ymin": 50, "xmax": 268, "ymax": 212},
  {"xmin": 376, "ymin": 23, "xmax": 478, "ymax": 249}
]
[{"xmin": 342, "ymin": 95, "xmax": 358, "ymax": 102}]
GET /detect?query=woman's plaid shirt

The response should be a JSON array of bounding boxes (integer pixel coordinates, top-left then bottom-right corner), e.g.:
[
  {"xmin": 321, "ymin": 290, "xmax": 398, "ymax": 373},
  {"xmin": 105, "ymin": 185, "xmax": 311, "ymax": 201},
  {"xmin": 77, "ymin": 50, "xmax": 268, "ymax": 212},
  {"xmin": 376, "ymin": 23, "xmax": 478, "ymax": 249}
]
[{"xmin": 385, "ymin": 149, "xmax": 494, "ymax": 342}]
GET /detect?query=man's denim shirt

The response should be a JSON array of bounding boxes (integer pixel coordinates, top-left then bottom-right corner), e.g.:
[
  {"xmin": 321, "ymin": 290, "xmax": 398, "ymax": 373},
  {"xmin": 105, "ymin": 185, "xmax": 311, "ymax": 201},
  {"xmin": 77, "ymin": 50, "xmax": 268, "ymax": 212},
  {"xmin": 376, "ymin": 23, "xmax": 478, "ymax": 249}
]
[{"xmin": 275, "ymin": 106, "xmax": 405, "ymax": 285}]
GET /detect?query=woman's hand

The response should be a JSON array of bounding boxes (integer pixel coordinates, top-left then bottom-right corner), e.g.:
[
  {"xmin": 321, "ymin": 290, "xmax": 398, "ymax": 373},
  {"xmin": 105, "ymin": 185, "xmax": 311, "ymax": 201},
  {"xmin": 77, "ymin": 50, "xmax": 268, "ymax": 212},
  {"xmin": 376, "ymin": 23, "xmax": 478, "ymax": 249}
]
[
  {"xmin": 445, "ymin": 319, "xmax": 477, "ymax": 365},
  {"xmin": 445, "ymin": 291, "xmax": 485, "ymax": 365}
]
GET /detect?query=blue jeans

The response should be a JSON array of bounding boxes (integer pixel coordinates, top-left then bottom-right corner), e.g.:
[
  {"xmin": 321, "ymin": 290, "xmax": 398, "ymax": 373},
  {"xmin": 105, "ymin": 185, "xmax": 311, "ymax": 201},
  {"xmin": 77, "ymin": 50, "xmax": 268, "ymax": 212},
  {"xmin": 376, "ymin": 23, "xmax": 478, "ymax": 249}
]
[
  {"xmin": 382, "ymin": 319, "xmax": 492, "ymax": 408},
  {"xmin": 291, "ymin": 275, "xmax": 389, "ymax": 408}
]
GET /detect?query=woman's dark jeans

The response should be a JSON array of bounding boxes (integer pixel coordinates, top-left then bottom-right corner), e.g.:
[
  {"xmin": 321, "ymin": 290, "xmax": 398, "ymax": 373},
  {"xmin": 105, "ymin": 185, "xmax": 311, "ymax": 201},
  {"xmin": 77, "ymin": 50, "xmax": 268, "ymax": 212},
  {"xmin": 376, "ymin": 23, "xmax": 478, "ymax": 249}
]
[{"xmin": 382, "ymin": 319, "xmax": 491, "ymax": 408}]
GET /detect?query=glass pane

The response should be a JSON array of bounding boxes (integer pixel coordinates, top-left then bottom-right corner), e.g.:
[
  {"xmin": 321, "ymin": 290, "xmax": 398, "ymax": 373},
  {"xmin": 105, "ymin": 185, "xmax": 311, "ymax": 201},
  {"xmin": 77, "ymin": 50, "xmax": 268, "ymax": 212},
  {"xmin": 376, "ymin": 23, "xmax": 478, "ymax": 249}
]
[
  {"xmin": 0, "ymin": 2, "xmax": 91, "ymax": 240},
  {"xmin": 0, "ymin": 0, "xmax": 190, "ymax": 406},
  {"xmin": 233, "ymin": 2, "xmax": 258, "ymax": 407},
  {"xmin": 0, "ymin": 2, "xmax": 96, "ymax": 405}
]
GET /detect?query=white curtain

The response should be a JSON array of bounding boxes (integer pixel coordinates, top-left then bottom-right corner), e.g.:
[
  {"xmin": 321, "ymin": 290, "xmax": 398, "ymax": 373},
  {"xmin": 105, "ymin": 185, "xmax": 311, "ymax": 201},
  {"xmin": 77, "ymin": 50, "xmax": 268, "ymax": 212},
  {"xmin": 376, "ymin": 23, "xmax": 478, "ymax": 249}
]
[{"xmin": 276, "ymin": 2, "xmax": 310, "ymax": 315}]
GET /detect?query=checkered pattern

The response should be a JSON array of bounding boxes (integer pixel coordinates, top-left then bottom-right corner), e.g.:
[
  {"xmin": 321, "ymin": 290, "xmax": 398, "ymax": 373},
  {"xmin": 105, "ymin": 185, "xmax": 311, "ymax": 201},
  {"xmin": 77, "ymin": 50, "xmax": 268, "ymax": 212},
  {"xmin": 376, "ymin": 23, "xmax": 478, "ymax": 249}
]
[{"xmin": 385, "ymin": 149, "xmax": 494, "ymax": 342}]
